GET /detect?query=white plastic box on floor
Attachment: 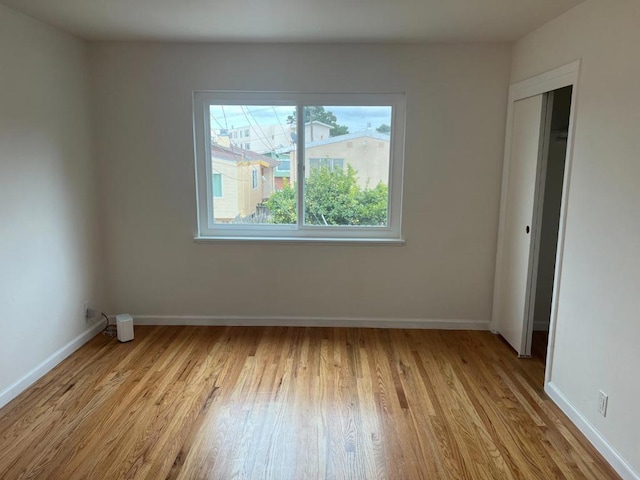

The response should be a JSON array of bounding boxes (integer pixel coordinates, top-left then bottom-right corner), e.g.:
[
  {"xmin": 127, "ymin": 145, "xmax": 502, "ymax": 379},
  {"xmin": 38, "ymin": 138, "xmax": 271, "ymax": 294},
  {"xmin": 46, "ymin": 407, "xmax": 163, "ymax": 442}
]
[{"xmin": 116, "ymin": 313, "xmax": 134, "ymax": 342}]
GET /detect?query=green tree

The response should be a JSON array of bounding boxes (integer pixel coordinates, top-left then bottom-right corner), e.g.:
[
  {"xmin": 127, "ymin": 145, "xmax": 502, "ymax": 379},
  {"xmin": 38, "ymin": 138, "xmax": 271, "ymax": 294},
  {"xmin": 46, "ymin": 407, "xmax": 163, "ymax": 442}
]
[
  {"xmin": 265, "ymin": 179, "xmax": 297, "ymax": 224},
  {"xmin": 265, "ymin": 166, "xmax": 388, "ymax": 226},
  {"xmin": 376, "ymin": 124, "xmax": 391, "ymax": 134},
  {"xmin": 287, "ymin": 106, "xmax": 349, "ymax": 137},
  {"xmin": 357, "ymin": 181, "xmax": 389, "ymax": 225}
]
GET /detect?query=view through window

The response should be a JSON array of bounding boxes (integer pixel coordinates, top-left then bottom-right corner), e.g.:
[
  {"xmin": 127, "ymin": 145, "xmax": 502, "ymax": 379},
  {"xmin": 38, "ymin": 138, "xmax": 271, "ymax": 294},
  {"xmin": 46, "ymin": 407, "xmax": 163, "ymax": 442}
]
[
  {"xmin": 207, "ymin": 104, "xmax": 294, "ymax": 224},
  {"xmin": 194, "ymin": 92, "xmax": 405, "ymax": 240},
  {"xmin": 207, "ymin": 104, "xmax": 393, "ymax": 228},
  {"xmin": 303, "ymin": 106, "xmax": 392, "ymax": 227}
]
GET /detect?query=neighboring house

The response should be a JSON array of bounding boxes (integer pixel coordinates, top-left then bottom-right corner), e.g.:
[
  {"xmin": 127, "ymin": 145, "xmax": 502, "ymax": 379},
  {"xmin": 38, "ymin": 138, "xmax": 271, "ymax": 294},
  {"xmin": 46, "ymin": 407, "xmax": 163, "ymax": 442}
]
[
  {"xmin": 210, "ymin": 139, "xmax": 278, "ymax": 223},
  {"xmin": 301, "ymin": 121, "xmax": 332, "ymax": 143},
  {"xmin": 224, "ymin": 123, "xmax": 292, "ymax": 154},
  {"xmin": 263, "ymin": 152, "xmax": 292, "ymax": 191},
  {"xmin": 277, "ymin": 130, "xmax": 391, "ymax": 189},
  {"xmin": 215, "ymin": 120, "xmax": 332, "ymax": 154}
]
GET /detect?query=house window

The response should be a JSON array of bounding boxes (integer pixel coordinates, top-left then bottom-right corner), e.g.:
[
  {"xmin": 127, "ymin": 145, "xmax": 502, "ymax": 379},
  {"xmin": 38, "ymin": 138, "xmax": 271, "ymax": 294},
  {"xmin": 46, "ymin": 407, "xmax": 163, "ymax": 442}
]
[
  {"xmin": 212, "ymin": 173, "xmax": 223, "ymax": 198},
  {"xmin": 245, "ymin": 129, "xmax": 250, "ymax": 137},
  {"xmin": 276, "ymin": 160, "xmax": 291, "ymax": 172},
  {"xmin": 308, "ymin": 158, "xmax": 344, "ymax": 172},
  {"xmin": 193, "ymin": 92, "xmax": 406, "ymax": 242}
]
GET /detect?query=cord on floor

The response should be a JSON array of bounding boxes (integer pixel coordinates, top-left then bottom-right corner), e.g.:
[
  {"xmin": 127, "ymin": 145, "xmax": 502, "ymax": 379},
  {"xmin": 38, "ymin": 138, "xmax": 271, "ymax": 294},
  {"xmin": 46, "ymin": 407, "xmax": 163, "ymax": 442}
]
[{"xmin": 102, "ymin": 312, "xmax": 117, "ymax": 337}]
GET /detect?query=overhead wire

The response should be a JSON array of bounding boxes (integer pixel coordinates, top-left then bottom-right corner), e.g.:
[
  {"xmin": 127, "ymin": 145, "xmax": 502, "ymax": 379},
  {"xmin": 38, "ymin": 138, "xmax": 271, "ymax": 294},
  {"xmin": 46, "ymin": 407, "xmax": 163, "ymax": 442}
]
[
  {"xmin": 240, "ymin": 106, "xmax": 275, "ymax": 152},
  {"xmin": 221, "ymin": 105, "xmax": 229, "ymax": 130},
  {"xmin": 209, "ymin": 111, "xmax": 226, "ymax": 131},
  {"xmin": 272, "ymin": 106, "xmax": 295, "ymax": 148},
  {"xmin": 245, "ymin": 106, "xmax": 276, "ymax": 151}
]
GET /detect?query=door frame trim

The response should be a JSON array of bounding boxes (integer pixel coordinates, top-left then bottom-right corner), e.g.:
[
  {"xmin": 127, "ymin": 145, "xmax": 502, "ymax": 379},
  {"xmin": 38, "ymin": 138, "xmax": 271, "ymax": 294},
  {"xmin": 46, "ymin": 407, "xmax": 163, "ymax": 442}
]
[{"xmin": 491, "ymin": 60, "xmax": 581, "ymax": 381}]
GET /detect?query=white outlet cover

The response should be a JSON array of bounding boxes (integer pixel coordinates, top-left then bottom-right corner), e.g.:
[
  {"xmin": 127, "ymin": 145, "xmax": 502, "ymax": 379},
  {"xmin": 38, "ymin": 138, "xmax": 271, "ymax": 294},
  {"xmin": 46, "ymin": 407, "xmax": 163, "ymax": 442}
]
[{"xmin": 598, "ymin": 390, "xmax": 608, "ymax": 417}]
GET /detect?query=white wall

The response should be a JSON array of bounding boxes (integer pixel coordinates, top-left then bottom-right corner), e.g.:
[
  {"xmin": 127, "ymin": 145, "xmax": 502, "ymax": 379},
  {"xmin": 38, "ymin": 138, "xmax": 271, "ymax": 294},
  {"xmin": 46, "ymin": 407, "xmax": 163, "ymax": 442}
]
[
  {"xmin": 0, "ymin": 5, "xmax": 104, "ymax": 404},
  {"xmin": 90, "ymin": 42, "xmax": 511, "ymax": 323},
  {"xmin": 511, "ymin": 0, "xmax": 640, "ymax": 475}
]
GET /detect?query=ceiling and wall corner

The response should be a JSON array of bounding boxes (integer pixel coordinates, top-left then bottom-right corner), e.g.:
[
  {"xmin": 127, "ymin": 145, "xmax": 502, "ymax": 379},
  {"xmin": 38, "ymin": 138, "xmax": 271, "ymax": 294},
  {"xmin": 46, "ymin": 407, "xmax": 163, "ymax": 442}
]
[{"xmin": 0, "ymin": 0, "xmax": 583, "ymax": 43}]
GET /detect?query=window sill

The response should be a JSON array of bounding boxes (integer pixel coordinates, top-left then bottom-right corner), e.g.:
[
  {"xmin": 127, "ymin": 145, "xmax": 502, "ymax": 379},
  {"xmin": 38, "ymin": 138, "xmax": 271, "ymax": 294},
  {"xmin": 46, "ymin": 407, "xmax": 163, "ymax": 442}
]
[{"xmin": 194, "ymin": 236, "xmax": 405, "ymax": 246}]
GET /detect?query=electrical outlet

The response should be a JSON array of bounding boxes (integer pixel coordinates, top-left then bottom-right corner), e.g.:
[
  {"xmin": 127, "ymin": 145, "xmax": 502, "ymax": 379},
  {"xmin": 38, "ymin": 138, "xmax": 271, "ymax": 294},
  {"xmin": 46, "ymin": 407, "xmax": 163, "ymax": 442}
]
[
  {"xmin": 83, "ymin": 301, "xmax": 96, "ymax": 321},
  {"xmin": 598, "ymin": 390, "xmax": 608, "ymax": 417}
]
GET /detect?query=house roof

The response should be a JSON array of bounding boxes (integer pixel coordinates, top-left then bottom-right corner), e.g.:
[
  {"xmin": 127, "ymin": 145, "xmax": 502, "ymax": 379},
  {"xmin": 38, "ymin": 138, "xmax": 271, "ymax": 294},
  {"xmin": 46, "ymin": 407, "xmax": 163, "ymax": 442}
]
[
  {"xmin": 211, "ymin": 143, "xmax": 278, "ymax": 167},
  {"xmin": 305, "ymin": 120, "xmax": 333, "ymax": 129},
  {"xmin": 273, "ymin": 130, "xmax": 390, "ymax": 154},
  {"xmin": 306, "ymin": 130, "xmax": 391, "ymax": 149}
]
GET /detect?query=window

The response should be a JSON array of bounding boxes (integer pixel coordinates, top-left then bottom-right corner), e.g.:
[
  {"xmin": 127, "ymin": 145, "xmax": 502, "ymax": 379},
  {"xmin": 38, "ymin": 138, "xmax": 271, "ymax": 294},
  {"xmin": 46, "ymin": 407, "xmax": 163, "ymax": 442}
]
[
  {"xmin": 193, "ymin": 92, "xmax": 405, "ymax": 242},
  {"xmin": 276, "ymin": 159, "xmax": 291, "ymax": 172},
  {"xmin": 212, "ymin": 173, "xmax": 223, "ymax": 198},
  {"xmin": 308, "ymin": 157, "xmax": 344, "ymax": 172},
  {"xmin": 245, "ymin": 129, "xmax": 250, "ymax": 137}
]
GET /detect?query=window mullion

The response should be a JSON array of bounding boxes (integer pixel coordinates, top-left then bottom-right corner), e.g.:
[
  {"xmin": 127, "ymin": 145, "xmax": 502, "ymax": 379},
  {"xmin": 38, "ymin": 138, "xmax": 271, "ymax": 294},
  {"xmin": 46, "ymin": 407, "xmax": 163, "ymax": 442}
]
[{"xmin": 296, "ymin": 104, "xmax": 305, "ymax": 230}]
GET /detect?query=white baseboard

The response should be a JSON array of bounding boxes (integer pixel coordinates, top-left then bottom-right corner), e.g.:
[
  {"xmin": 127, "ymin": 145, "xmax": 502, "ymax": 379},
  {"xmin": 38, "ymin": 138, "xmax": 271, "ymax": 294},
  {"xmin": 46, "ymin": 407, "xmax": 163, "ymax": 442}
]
[
  {"xmin": 0, "ymin": 319, "xmax": 106, "ymax": 411},
  {"xmin": 120, "ymin": 315, "xmax": 490, "ymax": 330},
  {"xmin": 545, "ymin": 382, "xmax": 639, "ymax": 480}
]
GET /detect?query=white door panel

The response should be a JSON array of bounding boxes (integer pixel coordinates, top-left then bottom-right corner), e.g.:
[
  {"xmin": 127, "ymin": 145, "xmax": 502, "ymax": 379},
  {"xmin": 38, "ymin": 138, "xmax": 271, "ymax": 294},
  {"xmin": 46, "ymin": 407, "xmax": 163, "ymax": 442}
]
[{"xmin": 496, "ymin": 94, "xmax": 544, "ymax": 355}]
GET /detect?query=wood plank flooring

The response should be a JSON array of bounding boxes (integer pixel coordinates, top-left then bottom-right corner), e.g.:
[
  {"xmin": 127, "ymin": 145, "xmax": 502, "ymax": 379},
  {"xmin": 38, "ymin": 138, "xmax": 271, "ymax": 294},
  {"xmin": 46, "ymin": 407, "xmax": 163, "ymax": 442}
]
[{"xmin": 0, "ymin": 326, "xmax": 619, "ymax": 479}]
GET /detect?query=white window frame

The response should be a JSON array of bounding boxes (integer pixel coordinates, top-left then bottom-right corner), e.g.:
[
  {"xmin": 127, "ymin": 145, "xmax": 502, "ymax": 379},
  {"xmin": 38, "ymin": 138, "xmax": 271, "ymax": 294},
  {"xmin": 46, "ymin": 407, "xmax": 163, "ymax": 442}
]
[
  {"xmin": 251, "ymin": 168, "xmax": 258, "ymax": 190},
  {"xmin": 193, "ymin": 91, "xmax": 406, "ymax": 243}
]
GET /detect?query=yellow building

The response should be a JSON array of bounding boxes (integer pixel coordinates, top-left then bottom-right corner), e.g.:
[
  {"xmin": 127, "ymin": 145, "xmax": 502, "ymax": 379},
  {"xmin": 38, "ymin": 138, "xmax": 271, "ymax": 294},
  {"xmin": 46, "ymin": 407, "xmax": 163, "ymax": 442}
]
[
  {"xmin": 210, "ymin": 143, "xmax": 278, "ymax": 223},
  {"xmin": 278, "ymin": 130, "xmax": 391, "ymax": 188}
]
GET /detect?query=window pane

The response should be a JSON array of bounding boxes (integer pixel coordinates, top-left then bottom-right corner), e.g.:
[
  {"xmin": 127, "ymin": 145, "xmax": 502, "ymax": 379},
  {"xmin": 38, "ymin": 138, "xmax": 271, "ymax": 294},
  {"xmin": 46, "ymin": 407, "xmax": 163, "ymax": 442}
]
[
  {"xmin": 208, "ymin": 105, "xmax": 296, "ymax": 224},
  {"xmin": 303, "ymin": 106, "xmax": 392, "ymax": 227},
  {"xmin": 276, "ymin": 160, "xmax": 290, "ymax": 172}
]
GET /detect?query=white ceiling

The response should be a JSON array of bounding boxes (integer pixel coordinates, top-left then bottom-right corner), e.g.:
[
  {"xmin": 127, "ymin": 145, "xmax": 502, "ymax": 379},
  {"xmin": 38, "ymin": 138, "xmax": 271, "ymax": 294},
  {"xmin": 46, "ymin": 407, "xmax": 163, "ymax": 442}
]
[{"xmin": 0, "ymin": 0, "xmax": 583, "ymax": 43}]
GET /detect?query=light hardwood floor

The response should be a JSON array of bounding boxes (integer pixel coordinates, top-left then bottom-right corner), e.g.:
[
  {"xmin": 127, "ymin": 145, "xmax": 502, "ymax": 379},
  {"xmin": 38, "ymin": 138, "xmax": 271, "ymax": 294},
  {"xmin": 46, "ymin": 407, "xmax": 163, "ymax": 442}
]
[{"xmin": 0, "ymin": 326, "xmax": 619, "ymax": 479}]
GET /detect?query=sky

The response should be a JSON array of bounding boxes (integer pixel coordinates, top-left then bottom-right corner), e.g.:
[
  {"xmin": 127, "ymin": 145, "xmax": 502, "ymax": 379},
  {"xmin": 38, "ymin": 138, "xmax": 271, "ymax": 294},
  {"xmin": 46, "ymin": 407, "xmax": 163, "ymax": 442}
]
[{"xmin": 209, "ymin": 105, "xmax": 392, "ymax": 134}]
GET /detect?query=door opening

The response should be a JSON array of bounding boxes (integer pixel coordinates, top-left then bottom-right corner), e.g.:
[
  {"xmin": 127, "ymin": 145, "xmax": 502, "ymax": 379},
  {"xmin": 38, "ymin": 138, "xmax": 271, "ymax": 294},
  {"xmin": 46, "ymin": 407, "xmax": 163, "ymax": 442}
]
[
  {"xmin": 492, "ymin": 61, "xmax": 579, "ymax": 374},
  {"xmin": 529, "ymin": 86, "xmax": 573, "ymax": 362}
]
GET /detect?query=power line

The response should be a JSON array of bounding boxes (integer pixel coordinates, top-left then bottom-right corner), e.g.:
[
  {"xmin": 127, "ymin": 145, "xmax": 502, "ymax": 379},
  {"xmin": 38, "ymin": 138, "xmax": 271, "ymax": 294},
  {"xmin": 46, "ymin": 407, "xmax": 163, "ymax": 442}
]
[
  {"xmin": 221, "ymin": 105, "xmax": 229, "ymax": 130},
  {"xmin": 245, "ymin": 106, "xmax": 276, "ymax": 151},
  {"xmin": 212, "ymin": 105, "xmax": 296, "ymax": 153},
  {"xmin": 272, "ymin": 106, "xmax": 295, "ymax": 148},
  {"xmin": 211, "ymin": 167, "xmax": 251, "ymax": 183},
  {"xmin": 240, "ymin": 106, "xmax": 274, "ymax": 152},
  {"xmin": 210, "ymin": 105, "xmax": 279, "ymax": 128},
  {"xmin": 209, "ymin": 111, "xmax": 226, "ymax": 131}
]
